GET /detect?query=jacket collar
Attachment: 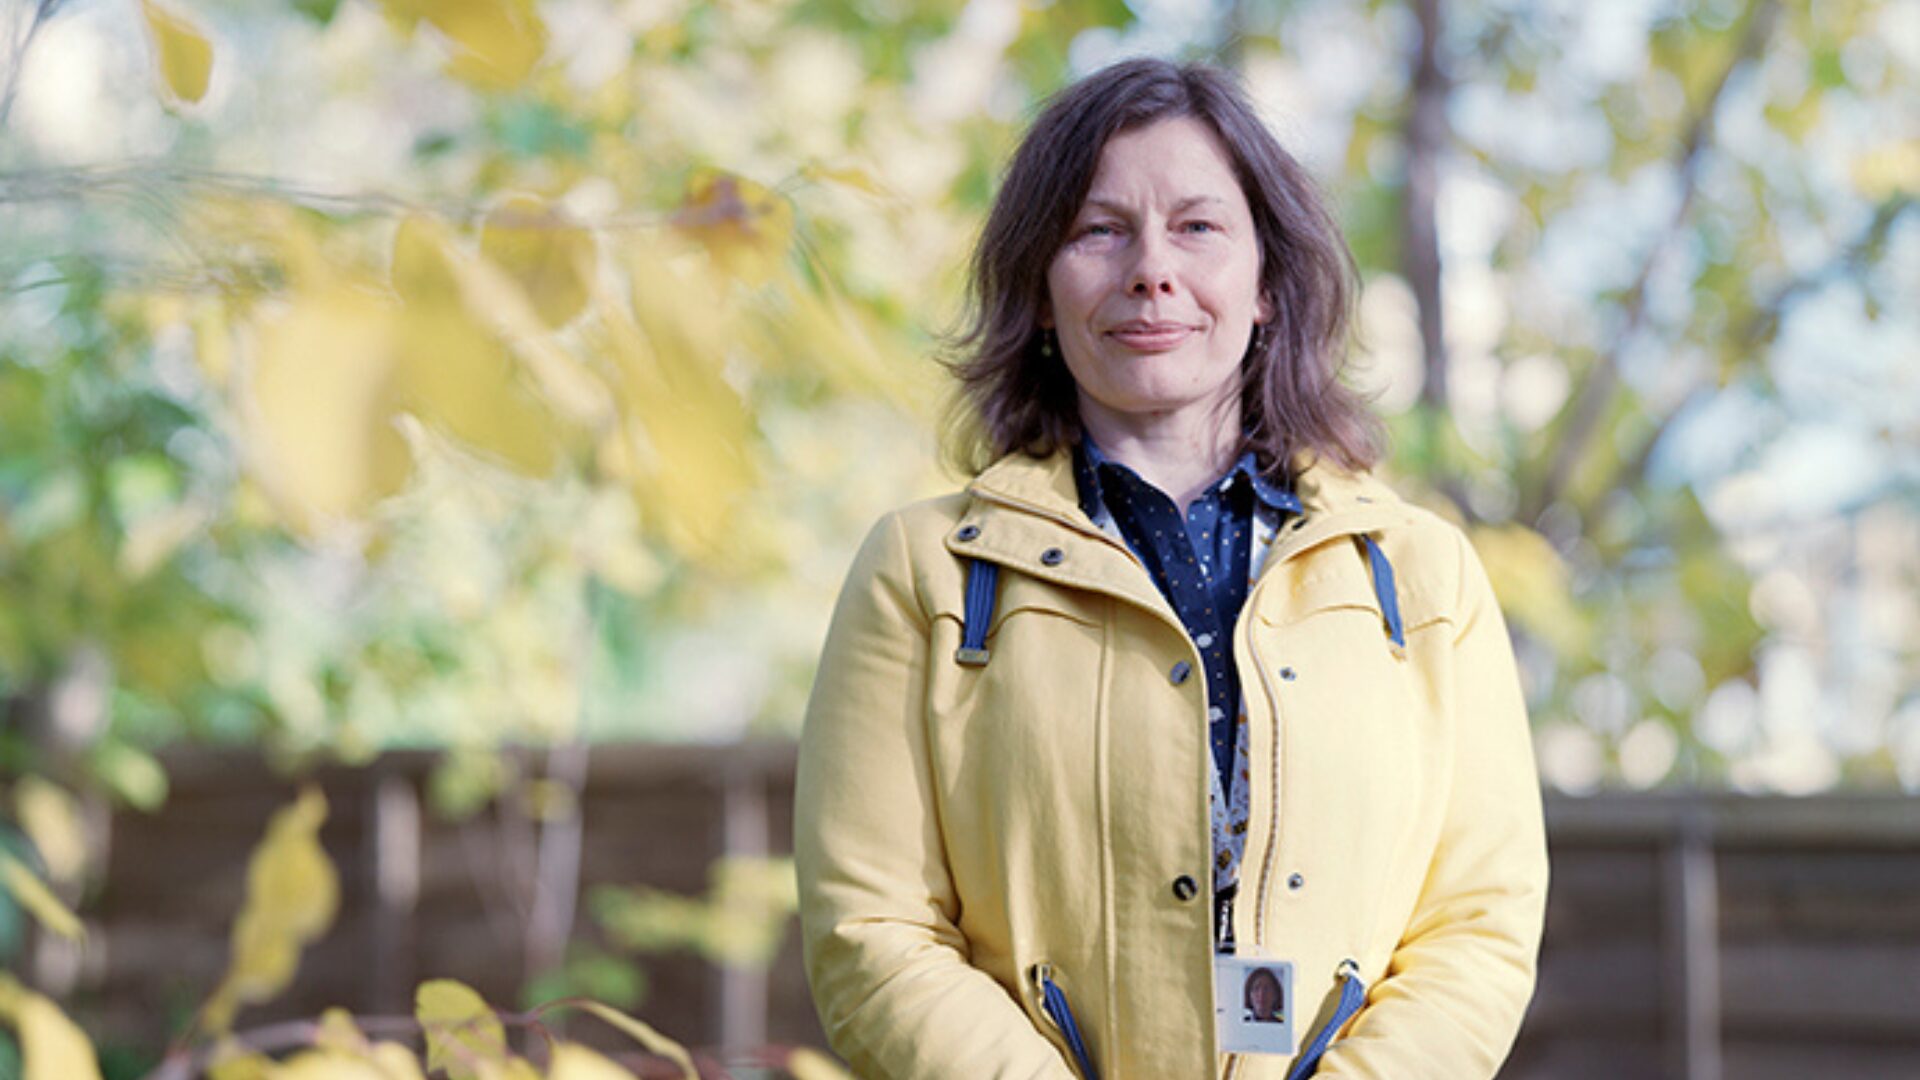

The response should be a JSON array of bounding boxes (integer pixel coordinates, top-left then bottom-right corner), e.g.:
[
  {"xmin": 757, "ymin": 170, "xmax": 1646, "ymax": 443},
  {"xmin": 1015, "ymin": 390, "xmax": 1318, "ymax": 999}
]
[
  {"xmin": 966, "ymin": 447, "xmax": 1408, "ymax": 531},
  {"xmin": 947, "ymin": 449, "xmax": 1418, "ymax": 631}
]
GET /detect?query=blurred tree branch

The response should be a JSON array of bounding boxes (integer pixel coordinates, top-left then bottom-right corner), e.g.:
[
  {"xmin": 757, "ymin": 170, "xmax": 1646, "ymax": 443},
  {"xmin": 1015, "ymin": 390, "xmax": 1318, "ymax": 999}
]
[
  {"xmin": 1522, "ymin": 0, "xmax": 1782, "ymax": 526},
  {"xmin": 1403, "ymin": 0, "xmax": 1449, "ymax": 419},
  {"xmin": 1598, "ymin": 193, "xmax": 1915, "ymax": 508}
]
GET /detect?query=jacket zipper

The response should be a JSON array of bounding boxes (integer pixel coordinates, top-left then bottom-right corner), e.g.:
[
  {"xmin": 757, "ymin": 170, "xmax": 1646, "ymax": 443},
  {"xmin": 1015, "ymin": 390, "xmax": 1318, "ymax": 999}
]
[
  {"xmin": 1030, "ymin": 963, "xmax": 1101, "ymax": 1080},
  {"xmin": 1247, "ymin": 586, "xmax": 1287, "ymax": 947}
]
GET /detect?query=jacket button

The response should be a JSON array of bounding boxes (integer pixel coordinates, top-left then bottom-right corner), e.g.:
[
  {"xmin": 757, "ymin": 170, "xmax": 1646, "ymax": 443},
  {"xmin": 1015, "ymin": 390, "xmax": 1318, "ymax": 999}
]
[
  {"xmin": 1171, "ymin": 875, "xmax": 1199, "ymax": 901},
  {"xmin": 1288, "ymin": 872, "xmax": 1306, "ymax": 891},
  {"xmin": 1040, "ymin": 547, "xmax": 1064, "ymax": 566},
  {"xmin": 956, "ymin": 524, "xmax": 981, "ymax": 542},
  {"xmin": 1280, "ymin": 667, "xmax": 1297, "ymax": 681},
  {"xmin": 1169, "ymin": 661, "xmax": 1192, "ymax": 685}
]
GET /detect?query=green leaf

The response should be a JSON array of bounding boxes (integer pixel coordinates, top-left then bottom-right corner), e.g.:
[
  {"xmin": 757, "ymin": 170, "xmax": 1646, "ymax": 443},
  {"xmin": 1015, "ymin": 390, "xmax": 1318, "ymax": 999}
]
[
  {"xmin": 87, "ymin": 741, "xmax": 169, "ymax": 812},
  {"xmin": 415, "ymin": 979, "xmax": 509, "ymax": 1080},
  {"xmin": 292, "ymin": 0, "xmax": 343, "ymax": 24}
]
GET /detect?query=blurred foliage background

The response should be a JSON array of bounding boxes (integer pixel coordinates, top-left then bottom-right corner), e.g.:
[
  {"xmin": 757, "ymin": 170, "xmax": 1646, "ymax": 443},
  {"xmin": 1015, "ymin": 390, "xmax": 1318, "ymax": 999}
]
[{"xmin": 0, "ymin": 0, "xmax": 1915, "ymax": 1072}]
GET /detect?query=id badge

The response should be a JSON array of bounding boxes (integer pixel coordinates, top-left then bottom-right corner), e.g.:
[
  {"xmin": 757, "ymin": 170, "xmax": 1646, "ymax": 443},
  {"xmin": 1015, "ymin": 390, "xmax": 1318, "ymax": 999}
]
[{"xmin": 1215, "ymin": 954, "xmax": 1295, "ymax": 1055}]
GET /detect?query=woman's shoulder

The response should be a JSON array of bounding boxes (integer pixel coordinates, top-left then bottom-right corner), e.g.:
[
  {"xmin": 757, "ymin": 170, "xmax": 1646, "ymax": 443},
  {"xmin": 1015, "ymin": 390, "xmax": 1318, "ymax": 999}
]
[
  {"xmin": 836, "ymin": 490, "xmax": 976, "ymax": 607},
  {"xmin": 1295, "ymin": 460, "xmax": 1489, "ymax": 623},
  {"xmin": 861, "ymin": 490, "xmax": 975, "ymax": 550}
]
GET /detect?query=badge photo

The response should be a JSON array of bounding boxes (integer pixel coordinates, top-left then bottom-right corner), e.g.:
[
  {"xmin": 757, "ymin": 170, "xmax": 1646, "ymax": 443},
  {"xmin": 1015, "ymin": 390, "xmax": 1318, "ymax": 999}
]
[{"xmin": 1215, "ymin": 955, "xmax": 1295, "ymax": 1055}]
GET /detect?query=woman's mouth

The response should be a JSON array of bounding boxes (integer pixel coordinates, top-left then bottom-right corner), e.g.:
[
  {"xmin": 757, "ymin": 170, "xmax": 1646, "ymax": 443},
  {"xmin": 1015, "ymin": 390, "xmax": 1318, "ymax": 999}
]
[{"xmin": 1105, "ymin": 321, "xmax": 1196, "ymax": 351}]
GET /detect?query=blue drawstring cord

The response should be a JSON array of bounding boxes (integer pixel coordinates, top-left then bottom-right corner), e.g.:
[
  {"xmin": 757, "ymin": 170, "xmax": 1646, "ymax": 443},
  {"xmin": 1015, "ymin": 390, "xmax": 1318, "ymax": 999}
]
[
  {"xmin": 1359, "ymin": 536, "xmax": 1405, "ymax": 655},
  {"xmin": 955, "ymin": 558, "xmax": 998, "ymax": 666},
  {"xmin": 1287, "ymin": 959, "xmax": 1367, "ymax": 1080},
  {"xmin": 1039, "ymin": 972, "xmax": 1101, "ymax": 1080}
]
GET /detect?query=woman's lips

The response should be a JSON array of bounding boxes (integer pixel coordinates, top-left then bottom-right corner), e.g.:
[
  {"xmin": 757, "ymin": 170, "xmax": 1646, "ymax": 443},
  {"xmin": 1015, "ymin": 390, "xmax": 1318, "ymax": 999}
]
[{"xmin": 1105, "ymin": 323, "xmax": 1196, "ymax": 351}]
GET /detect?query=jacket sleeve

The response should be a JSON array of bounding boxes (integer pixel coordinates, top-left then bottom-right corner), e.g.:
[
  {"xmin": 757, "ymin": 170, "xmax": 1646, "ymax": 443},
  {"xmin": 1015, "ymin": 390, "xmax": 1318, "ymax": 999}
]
[
  {"xmin": 795, "ymin": 512, "xmax": 1079, "ymax": 1080},
  {"xmin": 1315, "ymin": 528, "xmax": 1550, "ymax": 1079}
]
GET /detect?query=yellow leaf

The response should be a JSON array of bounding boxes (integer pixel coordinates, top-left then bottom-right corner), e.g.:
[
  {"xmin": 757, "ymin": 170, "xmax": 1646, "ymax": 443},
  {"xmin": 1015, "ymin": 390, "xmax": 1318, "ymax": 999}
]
[
  {"xmin": 193, "ymin": 300, "xmax": 235, "ymax": 388},
  {"xmin": 0, "ymin": 855, "xmax": 84, "ymax": 941},
  {"xmin": 1851, "ymin": 139, "xmax": 1919, "ymax": 200},
  {"xmin": 392, "ymin": 309, "xmax": 564, "ymax": 476},
  {"xmin": 798, "ymin": 161, "xmax": 894, "ymax": 200},
  {"xmin": 203, "ymin": 787, "xmax": 338, "ymax": 1034},
  {"xmin": 15, "ymin": 778, "xmax": 87, "ymax": 885},
  {"xmin": 752, "ymin": 274, "xmax": 902, "ymax": 399},
  {"xmin": 393, "ymin": 217, "xmax": 466, "ymax": 309},
  {"xmin": 569, "ymin": 1001, "xmax": 695, "ymax": 1080},
  {"xmin": 208, "ymin": 1038, "xmax": 275, "ymax": 1080},
  {"xmin": 415, "ymin": 979, "xmax": 510, "ymax": 1080},
  {"xmin": 545, "ymin": 1044, "xmax": 639, "ymax": 1080},
  {"xmin": 315, "ymin": 1008, "xmax": 367, "ymax": 1054},
  {"xmin": 601, "ymin": 249, "xmax": 756, "ymax": 555},
  {"xmin": 785, "ymin": 1047, "xmax": 854, "ymax": 1080},
  {"xmin": 0, "ymin": 973, "xmax": 105, "ymax": 1080},
  {"xmin": 369, "ymin": 1042, "xmax": 430, "ymax": 1080},
  {"xmin": 384, "ymin": 0, "xmax": 547, "ymax": 88},
  {"xmin": 480, "ymin": 195, "xmax": 596, "ymax": 328},
  {"xmin": 1470, "ymin": 524, "xmax": 1588, "ymax": 656},
  {"xmin": 672, "ymin": 171, "xmax": 794, "ymax": 284},
  {"xmin": 244, "ymin": 288, "xmax": 410, "ymax": 535},
  {"xmin": 416, "ymin": 218, "xmax": 616, "ymax": 429},
  {"xmin": 143, "ymin": 0, "xmax": 213, "ymax": 104}
]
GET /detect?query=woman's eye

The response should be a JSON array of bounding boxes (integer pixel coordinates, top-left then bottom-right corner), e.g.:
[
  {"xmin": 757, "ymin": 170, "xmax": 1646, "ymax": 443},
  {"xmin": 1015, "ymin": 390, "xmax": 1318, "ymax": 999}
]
[
  {"xmin": 1181, "ymin": 220, "xmax": 1221, "ymax": 234},
  {"xmin": 1084, "ymin": 223, "xmax": 1118, "ymax": 237}
]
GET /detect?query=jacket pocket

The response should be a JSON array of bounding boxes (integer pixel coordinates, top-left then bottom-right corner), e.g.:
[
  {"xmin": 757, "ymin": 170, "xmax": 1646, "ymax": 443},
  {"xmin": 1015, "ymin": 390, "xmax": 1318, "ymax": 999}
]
[{"xmin": 1029, "ymin": 963, "xmax": 1101, "ymax": 1080}]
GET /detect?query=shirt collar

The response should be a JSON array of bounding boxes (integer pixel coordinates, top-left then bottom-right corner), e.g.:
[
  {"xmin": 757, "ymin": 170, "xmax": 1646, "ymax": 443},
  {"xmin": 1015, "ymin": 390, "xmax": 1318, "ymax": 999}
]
[{"xmin": 1072, "ymin": 436, "xmax": 1302, "ymax": 521}]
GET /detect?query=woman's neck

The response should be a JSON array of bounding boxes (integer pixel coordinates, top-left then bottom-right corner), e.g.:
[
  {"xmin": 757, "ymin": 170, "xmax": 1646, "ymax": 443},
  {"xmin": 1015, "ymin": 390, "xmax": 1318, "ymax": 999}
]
[{"xmin": 1079, "ymin": 397, "xmax": 1242, "ymax": 513}]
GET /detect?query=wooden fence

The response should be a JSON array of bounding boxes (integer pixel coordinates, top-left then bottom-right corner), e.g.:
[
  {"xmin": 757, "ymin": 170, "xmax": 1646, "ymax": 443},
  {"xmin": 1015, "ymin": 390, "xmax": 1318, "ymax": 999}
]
[{"xmin": 45, "ymin": 744, "xmax": 1920, "ymax": 1078}]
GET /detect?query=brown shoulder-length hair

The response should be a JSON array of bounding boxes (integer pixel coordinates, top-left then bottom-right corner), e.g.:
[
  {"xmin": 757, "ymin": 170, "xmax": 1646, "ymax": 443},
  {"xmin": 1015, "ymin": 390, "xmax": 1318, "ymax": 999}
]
[{"xmin": 944, "ymin": 57, "xmax": 1382, "ymax": 480}]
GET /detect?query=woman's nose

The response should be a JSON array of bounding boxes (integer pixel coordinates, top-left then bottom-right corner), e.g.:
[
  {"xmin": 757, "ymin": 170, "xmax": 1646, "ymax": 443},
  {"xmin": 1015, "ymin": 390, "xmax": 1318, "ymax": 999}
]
[{"xmin": 1127, "ymin": 236, "xmax": 1176, "ymax": 296}]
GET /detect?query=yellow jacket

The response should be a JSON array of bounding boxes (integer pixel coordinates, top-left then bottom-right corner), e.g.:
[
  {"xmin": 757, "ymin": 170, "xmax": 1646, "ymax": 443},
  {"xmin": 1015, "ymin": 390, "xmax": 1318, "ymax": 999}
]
[{"xmin": 796, "ymin": 449, "xmax": 1548, "ymax": 1079}]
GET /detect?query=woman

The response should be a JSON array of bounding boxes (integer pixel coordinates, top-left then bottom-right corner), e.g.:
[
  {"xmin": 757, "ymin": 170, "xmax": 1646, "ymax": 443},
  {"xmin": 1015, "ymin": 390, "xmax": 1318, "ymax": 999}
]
[
  {"xmin": 795, "ymin": 58, "xmax": 1547, "ymax": 1080},
  {"xmin": 1244, "ymin": 967, "xmax": 1286, "ymax": 1025}
]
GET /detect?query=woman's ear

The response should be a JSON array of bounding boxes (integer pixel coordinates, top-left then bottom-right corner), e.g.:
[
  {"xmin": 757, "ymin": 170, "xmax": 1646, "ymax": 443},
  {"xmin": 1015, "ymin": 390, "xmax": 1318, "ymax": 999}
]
[{"xmin": 1256, "ymin": 288, "xmax": 1275, "ymax": 327}]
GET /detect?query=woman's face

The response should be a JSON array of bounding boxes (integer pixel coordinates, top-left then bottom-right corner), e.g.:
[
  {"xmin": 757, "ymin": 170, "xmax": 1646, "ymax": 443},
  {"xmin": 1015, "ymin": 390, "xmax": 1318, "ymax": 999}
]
[
  {"xmin": 1044, "ymin": 115, "xmax": 1269, "ymax": 439},
  {"xmin": 1249, "ymin": 973, "xmax": 1280, "ymax": 1016}
]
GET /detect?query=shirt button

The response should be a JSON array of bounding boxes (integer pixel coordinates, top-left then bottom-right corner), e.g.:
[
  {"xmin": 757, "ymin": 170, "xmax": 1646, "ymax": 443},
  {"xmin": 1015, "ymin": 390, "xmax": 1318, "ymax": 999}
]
[
  {"xmin": 955, "ymin": 524, "xmax": 980, "ymax": 541},
  {"xmin": 1040, "ymin": 547, "xmax": 1065, "ymax": 566},
  {"xmin": 1170, "ymin": 661, "xmax": 1192, "ymax": 685},
  {"xmin": 1195, "ymin": 632, "xmax": 1215, "ymax": 648},
  {"xmin": 1172, "ymin": 875, "xmax": 1200, "ymax": 902},
  {"xmin": 1208, "ymin": 706, "xmax": 1225, "ymax": 721}
]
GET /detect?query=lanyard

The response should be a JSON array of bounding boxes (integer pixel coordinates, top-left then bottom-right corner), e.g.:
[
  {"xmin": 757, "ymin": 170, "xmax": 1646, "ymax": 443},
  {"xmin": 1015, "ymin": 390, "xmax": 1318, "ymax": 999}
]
[{"xmin": 1215, "ymin": 880, "xmax": 1238, "ymax": 955}]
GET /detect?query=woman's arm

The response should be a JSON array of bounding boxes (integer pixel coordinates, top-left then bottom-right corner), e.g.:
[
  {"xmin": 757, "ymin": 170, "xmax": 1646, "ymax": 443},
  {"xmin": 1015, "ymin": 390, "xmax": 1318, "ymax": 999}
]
[
  {"xmin": 795, "ymin": 512, "xmax": 1079, "ymax": 1080},
  {"xmin": 1314, "ymin": 528, "xmax": 1551, "ymax": 1080}
]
